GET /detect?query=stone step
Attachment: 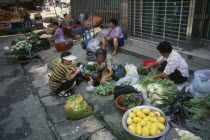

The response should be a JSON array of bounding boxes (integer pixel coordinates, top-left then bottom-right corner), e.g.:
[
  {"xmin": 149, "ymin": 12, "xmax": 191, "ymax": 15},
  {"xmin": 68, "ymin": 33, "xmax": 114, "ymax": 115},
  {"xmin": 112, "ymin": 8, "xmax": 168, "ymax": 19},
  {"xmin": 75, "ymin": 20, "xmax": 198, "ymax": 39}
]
[{"xmin": 96, "ymin": 30, "xmax": 210, "ymax": 71}]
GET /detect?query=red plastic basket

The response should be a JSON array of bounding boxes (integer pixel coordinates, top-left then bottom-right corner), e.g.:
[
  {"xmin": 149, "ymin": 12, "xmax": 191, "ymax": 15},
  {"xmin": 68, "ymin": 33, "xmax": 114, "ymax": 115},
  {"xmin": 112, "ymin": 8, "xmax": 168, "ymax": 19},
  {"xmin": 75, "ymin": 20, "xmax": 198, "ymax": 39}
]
[
  {"xmin": 54, "ymin": 42, "xmax": 73, "ymax": 52},
  {"xmin": 115, "ymin": 94, "xmax": 145, "ymax": 113},
  {"xmin": 142, "ymin": 59, "xmax": 157, "ymax": 66}
]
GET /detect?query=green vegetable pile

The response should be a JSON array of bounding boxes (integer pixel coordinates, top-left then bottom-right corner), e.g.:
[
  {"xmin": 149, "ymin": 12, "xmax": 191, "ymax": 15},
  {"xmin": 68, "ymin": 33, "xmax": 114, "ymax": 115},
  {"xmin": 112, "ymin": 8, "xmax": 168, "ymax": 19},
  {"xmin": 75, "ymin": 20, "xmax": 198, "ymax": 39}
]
[
  {"xmin": 83, "ymin": 70, "xmax": 92, "ymax": 76},
  {"xmin": 119, "ymin": 94, "xmax": 140, "ymax": 109},
  {"xmin": 82, "ymin": 64, "xmax": 97, "ymax": 76},
  {"xmin": 137, "ymin": 66, "xmax": 150, "ymax": 75},
  {"xmin": 182, "ymin": 94, "xmax": 210, "ymax": 124},
  {"xmin": 94, "ymin": 82, "xmax": 116, "ymax": 95},
  {"xmin": 139, "ymin": 76, "xmax": 179, "ymax": 109},
  {"xmin": 11, "ymin": 36, "xmax": 25, "ymax": 46},
  {"xmin": 10, "ymin": 41, "xmax": 32, "ymax": 55},
  {"xmin": 27, "ymin": 33, "xmax": 39, "ymax": 40}
]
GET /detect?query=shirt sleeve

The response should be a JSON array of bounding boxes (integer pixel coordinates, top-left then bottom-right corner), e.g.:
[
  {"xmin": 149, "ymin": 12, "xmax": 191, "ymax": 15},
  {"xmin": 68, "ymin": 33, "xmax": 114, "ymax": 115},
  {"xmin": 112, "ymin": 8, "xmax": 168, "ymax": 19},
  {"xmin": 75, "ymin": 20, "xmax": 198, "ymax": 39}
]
[
  {"xmin": 106, "ymin": 28, "xmax": 111, "ymax": 36},
  {"xmin": 115, "ymin": 28, "xmax": 122, "ymax": 38},
  {"xmin": 157, "ymin": 56, "xmax": 164, "ymax": 63},
  {"xmin": 164, "ymin": 56, "xmax": 180, "ymax": 75}
]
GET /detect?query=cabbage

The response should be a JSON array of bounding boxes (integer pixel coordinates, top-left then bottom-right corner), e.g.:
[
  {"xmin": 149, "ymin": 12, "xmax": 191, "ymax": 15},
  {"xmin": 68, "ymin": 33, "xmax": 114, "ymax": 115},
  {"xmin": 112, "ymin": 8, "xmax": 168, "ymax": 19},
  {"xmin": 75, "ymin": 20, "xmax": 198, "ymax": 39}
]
[{"xmin": 4, "ymin": 46, "xmax": 10, "ymax": 52}]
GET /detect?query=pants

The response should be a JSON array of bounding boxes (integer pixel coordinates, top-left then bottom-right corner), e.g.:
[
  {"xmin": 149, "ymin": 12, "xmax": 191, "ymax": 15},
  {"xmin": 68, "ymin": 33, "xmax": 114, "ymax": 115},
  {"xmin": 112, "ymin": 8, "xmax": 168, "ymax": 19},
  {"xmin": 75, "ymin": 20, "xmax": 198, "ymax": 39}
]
[
  {"xmin": 105, "ymin": 37, "xmax": 124, "ymax": 47},
  {"xmin": 55, "ymin": 80, "xmax": 75, "ymax": 94},
  {"xmin": 158, "ymin": 61, "xmax": 188, "ymax": 84},
  {"xmin": 54, "ymin": 73, "xmax": 83, "ymax": 94}
]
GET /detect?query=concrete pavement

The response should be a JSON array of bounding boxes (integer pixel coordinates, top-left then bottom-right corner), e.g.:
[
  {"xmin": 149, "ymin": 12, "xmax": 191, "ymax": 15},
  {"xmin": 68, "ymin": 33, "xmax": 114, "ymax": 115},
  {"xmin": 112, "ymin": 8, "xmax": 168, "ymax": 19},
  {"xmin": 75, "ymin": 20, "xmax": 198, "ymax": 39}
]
[{"xmin": 0, "ymin": 35, "xmax": 58, "ymax": 140}]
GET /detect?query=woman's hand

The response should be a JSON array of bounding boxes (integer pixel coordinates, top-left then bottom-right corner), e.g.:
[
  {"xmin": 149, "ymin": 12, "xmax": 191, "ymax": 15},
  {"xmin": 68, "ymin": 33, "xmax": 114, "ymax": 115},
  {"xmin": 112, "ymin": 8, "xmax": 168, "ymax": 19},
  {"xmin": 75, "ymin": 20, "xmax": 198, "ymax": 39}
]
[
  {"xmin": 149, "ymin": 75, "xmax": 157, "ymax": 79},
  {"xmin": 70, "ymin": 67, "xmax": 77, "ymax": 72},
  {"xmin": 75, "ymin": 68, "xmax": 81, "ymax": 74},
  {"xmin": 142, "ymin": 66, "xmax": 149, "ymax": 69},
  {"xmin": 100, "ymin": 77, "xmax": 106, "ymax": 84}
]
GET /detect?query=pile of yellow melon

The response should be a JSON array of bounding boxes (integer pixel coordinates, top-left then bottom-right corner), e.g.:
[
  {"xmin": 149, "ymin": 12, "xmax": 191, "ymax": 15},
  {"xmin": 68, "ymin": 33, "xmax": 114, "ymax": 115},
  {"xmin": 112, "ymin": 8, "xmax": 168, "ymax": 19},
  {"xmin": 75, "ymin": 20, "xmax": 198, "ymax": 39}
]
[{"xmin": 126, "ymin": 107, "xmax": 166, "ymax": 136}]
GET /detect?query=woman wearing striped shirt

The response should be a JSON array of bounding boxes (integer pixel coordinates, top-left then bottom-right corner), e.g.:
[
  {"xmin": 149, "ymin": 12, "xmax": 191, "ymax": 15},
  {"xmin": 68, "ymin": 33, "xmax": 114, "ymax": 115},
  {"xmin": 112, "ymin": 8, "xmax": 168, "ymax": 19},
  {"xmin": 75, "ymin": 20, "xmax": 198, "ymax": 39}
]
[{"xmin": 49, "ymin": 51, "xmax": 81, "ymax": 96}]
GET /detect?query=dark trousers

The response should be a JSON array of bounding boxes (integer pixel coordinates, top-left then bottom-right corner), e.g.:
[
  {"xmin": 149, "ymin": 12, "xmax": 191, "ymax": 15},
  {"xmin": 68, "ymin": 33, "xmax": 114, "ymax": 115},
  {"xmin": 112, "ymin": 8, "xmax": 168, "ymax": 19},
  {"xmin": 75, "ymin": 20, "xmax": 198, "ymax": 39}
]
[
  {"xmin": 158, "ymin": 61, "xmax": 188, "ymax": 84},
  {"xmin": 55, "ymin": 80, "xmax": 75, "ymax": 94},
  {"xmin": 54, "ymin": 73, "xmax": 83, "ymax": 94}
]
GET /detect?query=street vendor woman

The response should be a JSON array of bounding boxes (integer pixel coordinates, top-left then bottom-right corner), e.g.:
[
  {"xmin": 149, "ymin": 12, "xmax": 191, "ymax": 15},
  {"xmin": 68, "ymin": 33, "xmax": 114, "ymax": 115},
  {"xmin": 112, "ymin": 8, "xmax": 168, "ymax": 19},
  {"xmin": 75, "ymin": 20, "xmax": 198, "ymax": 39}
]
[
  {"xmin": 143, "ymin": 41, "xmax": 189, "ymax": 84},
  {"xmin": 48, "ymin": 22, "xmax": 65, "ymax": 43},
  {"xmin": 95, "ymin": 48, "xmax": 117, "ymax": 84},
  {"xmin": 21, "ymin": 8, "xmax": 32, "ymax": 27},
  {"xmin": 102, "ymin": 19, "xmax": 124, "ymax": 55},
  {"xmin": 49, "ymin": 51, "xmax": 81, "ymax": 97}
]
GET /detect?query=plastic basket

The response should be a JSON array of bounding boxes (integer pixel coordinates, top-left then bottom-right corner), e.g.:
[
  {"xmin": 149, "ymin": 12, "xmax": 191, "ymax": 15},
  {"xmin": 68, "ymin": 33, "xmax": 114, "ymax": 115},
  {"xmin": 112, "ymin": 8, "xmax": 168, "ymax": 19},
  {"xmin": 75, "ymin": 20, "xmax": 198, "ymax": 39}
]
[
  {"xmin": 142, "ymin": 59, "xmax": 157, "ymax": 66},
  {"xmin": 54, "ymin": 42, "xmax": 73, "ymax": 52}
]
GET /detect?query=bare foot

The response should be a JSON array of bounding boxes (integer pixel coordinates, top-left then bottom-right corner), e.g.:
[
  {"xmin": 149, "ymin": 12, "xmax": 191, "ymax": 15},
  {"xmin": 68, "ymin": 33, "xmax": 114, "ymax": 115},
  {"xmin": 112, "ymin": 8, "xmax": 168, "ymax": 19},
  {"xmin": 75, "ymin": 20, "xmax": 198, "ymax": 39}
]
[{"xmin": 112, "ymin": 51, "xmax": 117, "ymax": 55}]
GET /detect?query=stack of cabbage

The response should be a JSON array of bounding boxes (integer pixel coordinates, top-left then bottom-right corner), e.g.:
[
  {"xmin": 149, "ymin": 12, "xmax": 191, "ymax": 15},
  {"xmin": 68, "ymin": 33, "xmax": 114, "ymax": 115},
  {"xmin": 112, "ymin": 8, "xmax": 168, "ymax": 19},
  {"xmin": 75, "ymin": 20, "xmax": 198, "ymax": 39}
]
[
  {"xmin": 5, "ymin": 36, "xmax": 32, "ymax": 54},
  {"xmin": 133, "ymin": 77, "xmax": 179, "ymax": 109},
  {"xmin": 64, "ymin": 94, "xmax": 93, "ymax": 120}
]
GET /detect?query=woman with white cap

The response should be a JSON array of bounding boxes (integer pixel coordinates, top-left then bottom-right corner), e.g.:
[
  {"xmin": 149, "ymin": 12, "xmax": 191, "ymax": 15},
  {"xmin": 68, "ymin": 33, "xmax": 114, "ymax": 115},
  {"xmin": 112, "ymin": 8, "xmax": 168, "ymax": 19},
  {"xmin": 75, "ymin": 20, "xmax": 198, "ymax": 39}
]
[{"xmin": 49, "ymin": 51, "xmax": 81, "ymax": 96}]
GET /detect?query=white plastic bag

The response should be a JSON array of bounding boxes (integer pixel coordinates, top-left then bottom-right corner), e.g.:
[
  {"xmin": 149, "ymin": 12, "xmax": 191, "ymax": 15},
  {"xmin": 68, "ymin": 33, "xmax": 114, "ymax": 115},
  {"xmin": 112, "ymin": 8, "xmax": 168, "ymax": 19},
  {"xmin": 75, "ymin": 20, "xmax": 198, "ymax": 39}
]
[
  {"xmin": 29, "ymin": 64, "xmax": 48, "ymax": 73},
  {"xmin": 190, "ymin": 70, "xmax": 210, "ymax": 98},
  {"xmin": 87, "ymin": 39, "xmax": 100, "ymax": 52},
  {"xmin": 116, "ymin": 64, "xmax": 139, "ymax": 86}
]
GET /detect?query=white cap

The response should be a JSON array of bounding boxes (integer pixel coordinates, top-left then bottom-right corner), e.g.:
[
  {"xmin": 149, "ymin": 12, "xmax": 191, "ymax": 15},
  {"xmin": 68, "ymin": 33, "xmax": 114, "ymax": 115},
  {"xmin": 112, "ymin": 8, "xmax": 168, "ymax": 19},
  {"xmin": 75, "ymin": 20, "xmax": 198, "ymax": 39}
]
[{"xmin": 62, "ymin": 55, "xmax": 77, "ymax": 61}]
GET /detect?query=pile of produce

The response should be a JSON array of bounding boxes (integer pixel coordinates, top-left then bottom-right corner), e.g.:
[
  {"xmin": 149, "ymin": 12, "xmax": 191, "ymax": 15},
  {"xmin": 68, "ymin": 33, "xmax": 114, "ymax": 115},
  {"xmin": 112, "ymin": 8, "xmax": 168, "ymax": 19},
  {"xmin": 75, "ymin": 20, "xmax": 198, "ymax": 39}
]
[
  {"xmin": 94, "ymin": 82, "xmax": 116, "ymax": 95},
  {"xmin": 119, "ymin": 94, "xmax": 142, "ymax": 109},
  {"xmin": 165, "ymin": 87, "xmax": 192, "ymax": 125},
  {"xmin": 137, "ymin": 66, "xmax": 150, "ymax": 75},
  {"xmin": 175, "ymin": 128, "xmax": 202, "ymax": 140},
  {"xmin": 135, "ymin": 77, "xmax": 179, "ymax": 109},
  {"xmin": 182, "ymin": 94, "xmax": 210, "ymax": 124},
  {"xmin": 11, "ymin": 36, "xmax": 25, "ymax": 46},
  {"xmin": 126, "ymin": 107, "xmax": 166, "ymax": 136},
  {"xmin": 82, "ymin": 64, "xmax": 98, "ymax": 76},
  {"xmin": 27, "ymin": 33, "xmax": 39, "ymax": 40},
  {"xmin": 64, "ymin": 94, "xmax": 93, "ymax": 120}
]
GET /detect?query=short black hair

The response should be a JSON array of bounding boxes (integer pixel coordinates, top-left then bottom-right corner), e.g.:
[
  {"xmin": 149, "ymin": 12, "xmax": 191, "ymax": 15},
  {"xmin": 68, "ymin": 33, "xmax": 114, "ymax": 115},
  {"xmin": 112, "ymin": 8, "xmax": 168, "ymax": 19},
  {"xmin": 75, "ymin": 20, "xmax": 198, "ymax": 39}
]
[
  {"xmin": 53, "ymin": 22, "xmax": 59, "ymax": 26},
  {"xmin": 156, "ymin": 41, "xmax": 172, "ymax": 54},
  {"xmin": 109, "ymin": 19, "xmax": 118, "ymax": 26},
  {"xmin": 95, "ymin": 48, "xmax": 107, "ymax": 58},
  {"xmin": 61, "ymin": 51, "xmax": 71, "ymax": 62}
]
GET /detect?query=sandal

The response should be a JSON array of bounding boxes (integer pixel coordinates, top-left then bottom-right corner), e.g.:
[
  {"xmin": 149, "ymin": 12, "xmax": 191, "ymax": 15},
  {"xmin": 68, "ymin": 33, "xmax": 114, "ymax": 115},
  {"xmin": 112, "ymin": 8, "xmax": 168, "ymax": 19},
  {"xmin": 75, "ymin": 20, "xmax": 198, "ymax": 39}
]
[{"xmin": 59, "ymin": 91, "xmax": 72, "ymax": 97}]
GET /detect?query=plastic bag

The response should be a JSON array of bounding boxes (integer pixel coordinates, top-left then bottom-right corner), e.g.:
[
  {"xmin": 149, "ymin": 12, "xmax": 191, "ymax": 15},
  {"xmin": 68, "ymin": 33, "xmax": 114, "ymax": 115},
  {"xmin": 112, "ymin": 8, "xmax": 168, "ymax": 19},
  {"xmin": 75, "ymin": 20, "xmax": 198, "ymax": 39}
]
[
  {"xmin": 75, "ymin": 73, "xmax": 84, "ymax": 86},
  {"xmin": 87, "ymin": 39, "xmax": 100, "ymax": 52},
  {"xmin": 29, "ymin": 63, "xmax": 48, "ymax": 73},
  {"xmin": 114, "ymin": 85, "xmax": 138, "ymax": 98},
  {"xmin": 86, "ymin": 85, "xmax": 95, "ymax": 93},
  {"xmin": 113, "ymin": 65, "xmax": 126, "ymax": 81},
  {"xmin": 190, "ymin": 70, "xmax": 210, "ymax": 98},
  {"xmin": 64, "ymin": 94, "xmax": 92, "ymax": 120},
  {"xmin": 176, "ymin": 86, "xmax": 193, "ymax": 102},
  {"xmin": 116, "ymin": 64, "xmax": 139, "ymax": 86}
]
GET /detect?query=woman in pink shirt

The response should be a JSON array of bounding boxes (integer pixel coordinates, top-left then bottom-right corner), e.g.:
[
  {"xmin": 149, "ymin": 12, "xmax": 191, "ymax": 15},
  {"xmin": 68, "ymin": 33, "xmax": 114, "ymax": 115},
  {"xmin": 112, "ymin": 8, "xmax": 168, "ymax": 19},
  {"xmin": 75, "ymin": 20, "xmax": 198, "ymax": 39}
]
[
  {"xmin": 102, "ymin": 19, "xmax": 124, "ymax": 55},
  {"xmin": 48, "ymin": 22, "xmax": 65, "ymax": 43}
]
